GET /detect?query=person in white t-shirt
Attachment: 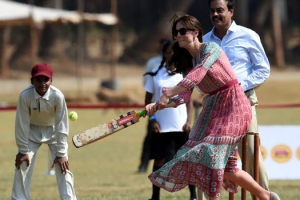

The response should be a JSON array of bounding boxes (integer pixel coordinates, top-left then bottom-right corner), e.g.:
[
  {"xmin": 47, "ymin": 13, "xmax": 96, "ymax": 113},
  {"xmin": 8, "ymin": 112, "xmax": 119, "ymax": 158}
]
[
  {"xmin": 143, "ymin": 39, "xmax": 169, "ymax": 86},
  {"xmin": 138, "ymin": 38, "xmax": 173, "ymax": 173},
  {"xmin": 144, "ymin": 40, "xmax": 196, "ymax": 200}
]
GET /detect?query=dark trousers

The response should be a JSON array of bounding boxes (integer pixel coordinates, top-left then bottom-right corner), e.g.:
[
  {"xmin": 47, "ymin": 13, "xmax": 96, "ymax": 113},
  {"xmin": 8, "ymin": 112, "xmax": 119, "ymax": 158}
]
[
  {"xmin": 138, "ymin": 121, "xmax": 175, "ymax": 172},
  {"xmin": 138, "ymin": 121, "xmax": 152, "ymax": 172}
]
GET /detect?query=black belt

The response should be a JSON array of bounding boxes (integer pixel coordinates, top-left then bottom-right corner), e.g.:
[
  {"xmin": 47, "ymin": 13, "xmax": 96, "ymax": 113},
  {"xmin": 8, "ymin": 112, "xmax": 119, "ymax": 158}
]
[{"xmin": 244, "ymin": 89, "xmax": 254, "ymax": 93}]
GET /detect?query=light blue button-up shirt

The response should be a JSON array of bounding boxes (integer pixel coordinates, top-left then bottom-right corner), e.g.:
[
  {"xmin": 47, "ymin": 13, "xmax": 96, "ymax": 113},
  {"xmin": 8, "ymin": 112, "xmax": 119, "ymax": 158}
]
[{"xmin": 203, "ymin": 21, "xmax": 270, "ymax": 91}]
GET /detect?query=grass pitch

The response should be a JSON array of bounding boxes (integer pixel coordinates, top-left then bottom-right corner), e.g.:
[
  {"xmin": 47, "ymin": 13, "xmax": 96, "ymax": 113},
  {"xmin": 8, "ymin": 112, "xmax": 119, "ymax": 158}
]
[
  {"xmin": 1, "ymin": 69, "xmax": 300, "ymax": 199},
  {"xmin": 0, "ymin": 108, "xmax": 300, "ymax": 199}
]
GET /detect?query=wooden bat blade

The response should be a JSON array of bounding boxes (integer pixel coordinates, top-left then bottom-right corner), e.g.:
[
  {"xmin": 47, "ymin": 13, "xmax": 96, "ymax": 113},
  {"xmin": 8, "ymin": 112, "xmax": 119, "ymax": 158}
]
[{"xmin": 72, "ymin": 110, "xmax": 146, "ymax": 148}]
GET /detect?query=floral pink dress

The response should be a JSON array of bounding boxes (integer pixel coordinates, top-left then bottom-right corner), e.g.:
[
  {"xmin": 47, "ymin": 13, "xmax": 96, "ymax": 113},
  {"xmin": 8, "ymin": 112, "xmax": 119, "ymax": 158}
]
[{"xmin": 148, "ymin": 42, "xmax": 252, "ymax": 198}]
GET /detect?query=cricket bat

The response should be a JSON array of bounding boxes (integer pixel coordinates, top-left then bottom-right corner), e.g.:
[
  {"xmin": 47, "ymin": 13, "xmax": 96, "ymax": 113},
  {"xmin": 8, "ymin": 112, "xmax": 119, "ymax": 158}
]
[{"xmin": 72, "ymin": 109, "xmax": 147, "ymax": 148}]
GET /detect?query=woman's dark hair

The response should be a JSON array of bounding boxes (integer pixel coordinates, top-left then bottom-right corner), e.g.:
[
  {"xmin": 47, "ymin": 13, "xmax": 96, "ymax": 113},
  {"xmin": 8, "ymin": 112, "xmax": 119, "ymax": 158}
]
[
  {"xmin": 143, "ymin": 40, "xmax": 172, "ymax": 77},
  {"xmin": 207, "ymin": 0, "xmax": 235, "ymax": 10},
  {"xmin": 168, "ymin": 14, "xmax": 204, "ymax": 73}
]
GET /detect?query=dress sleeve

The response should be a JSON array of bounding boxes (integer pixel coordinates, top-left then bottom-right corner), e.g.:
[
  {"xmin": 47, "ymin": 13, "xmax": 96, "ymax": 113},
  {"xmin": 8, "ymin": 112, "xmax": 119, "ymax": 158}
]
[
  {"xmin": 15, "ymin": 95, "xmax": 31, "ymax": 154},
  {"xmin": 54, "ymin": 93, "xmax": 69, "ymax": 157},
  {"xmin": 172, "ymin": 43, "xmax": 221, "ymax": 105}
]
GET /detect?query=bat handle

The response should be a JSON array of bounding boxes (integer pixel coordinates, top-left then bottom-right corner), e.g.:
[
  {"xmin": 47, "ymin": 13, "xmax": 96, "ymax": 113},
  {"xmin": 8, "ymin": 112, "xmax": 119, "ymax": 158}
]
[
  {"xmin": 138, "ymin": 99, "xmax": 172, "ymax": 117},
  {"xmin": 139, "ymin": 109, "xmax": 147, "ymax": 117}
]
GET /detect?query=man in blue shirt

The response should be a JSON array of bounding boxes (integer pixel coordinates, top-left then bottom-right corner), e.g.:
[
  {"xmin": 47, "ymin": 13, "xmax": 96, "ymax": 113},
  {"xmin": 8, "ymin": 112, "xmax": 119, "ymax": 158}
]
[{"xmin": 200, "ymin": 0, "xmax": 270, "ymax": 199}]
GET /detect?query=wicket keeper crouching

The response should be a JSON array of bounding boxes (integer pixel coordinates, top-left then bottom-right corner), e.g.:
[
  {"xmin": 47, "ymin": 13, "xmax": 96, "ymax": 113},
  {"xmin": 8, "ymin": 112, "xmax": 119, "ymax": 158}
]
[{"xmin": 12, "ymin": 63, "xmax": 77, "ymax": 200}]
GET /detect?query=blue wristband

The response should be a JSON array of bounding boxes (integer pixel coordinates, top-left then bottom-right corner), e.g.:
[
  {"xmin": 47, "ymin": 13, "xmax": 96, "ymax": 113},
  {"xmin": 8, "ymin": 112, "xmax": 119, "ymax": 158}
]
[{"xmin": 149, "ymin": 115, "xmax": 156, "ymax": 121}]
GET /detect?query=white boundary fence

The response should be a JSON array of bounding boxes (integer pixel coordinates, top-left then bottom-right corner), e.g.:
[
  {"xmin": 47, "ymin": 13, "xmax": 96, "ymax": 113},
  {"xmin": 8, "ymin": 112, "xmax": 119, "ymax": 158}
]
[{"xmin": 237, "ymin": 125, "xmax": 300, "ymax": 180}]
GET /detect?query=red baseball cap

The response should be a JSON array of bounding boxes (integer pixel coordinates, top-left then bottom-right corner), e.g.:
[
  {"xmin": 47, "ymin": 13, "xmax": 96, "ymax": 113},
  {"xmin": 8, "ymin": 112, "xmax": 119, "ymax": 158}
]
[{"xmin": 31, "ymin": 63, "xmax": 53, "ymax": 78}]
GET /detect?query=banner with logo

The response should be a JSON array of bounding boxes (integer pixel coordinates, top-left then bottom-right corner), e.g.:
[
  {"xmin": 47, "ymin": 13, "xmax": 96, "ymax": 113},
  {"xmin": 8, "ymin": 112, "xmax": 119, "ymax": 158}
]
[{"xmin": 237, "ymin": 125, "xmax": 300, "ymax": 180}]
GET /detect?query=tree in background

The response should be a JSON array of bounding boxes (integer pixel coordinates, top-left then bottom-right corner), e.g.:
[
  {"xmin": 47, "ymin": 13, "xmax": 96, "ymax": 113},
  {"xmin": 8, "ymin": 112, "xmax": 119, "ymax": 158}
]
[{"xmin": 1, "ymin": 0, "xmax": 300, "ymax": 78}]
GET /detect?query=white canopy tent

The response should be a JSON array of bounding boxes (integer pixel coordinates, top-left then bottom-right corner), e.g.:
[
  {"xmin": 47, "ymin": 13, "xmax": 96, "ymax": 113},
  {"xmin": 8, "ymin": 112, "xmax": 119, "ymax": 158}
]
[
  {"xmin": 0, "ymin": 0, "xmax": 119, "ymax": 81},
  {"xmin": 0, "ymin": 0, "xmax": 118, "ymax": 27}
]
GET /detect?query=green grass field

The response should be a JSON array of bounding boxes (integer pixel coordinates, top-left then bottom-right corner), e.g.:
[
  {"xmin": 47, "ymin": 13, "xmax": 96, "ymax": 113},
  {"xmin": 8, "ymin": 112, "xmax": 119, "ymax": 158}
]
[
  {"xmin": 1, "ymin": 72, "xmax": 300, "ymax": 199},
  {"xmin": 0, "ymin": 107, "xmax": 300, "ymax": 200}
]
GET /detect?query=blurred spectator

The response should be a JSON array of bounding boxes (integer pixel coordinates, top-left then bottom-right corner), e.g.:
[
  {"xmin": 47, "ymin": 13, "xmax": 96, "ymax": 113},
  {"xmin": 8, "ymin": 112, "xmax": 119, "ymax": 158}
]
[
  {"xmin": 143, "ymin": 40, "xmax": 196, "ymax": 200},
  {"xmin": 138, "ymin": 38, "xmax": 173, "ymax": 173},
  {"xmin": 201, "ymin": 0, "xmax": 271, "ymax": 199},
  {"xmin": 143, "ymin": 38, "xmax": 170, "ymax": 86}
]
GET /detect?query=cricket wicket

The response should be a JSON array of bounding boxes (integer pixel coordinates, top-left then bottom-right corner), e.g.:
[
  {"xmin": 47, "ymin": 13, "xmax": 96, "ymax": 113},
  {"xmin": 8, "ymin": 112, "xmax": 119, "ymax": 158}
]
[{"xmin": 229, "ymin": 132, "xmax": 260, "ymax": 200}]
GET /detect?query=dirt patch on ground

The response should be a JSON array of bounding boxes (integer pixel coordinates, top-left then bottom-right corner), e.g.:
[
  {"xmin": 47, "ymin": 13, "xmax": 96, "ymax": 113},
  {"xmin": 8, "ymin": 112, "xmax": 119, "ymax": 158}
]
[
  {"xmin": 1, "ymin": 63, "xmax": 300, "ymax": 106},
  {"xmin": 0, "ymin": 63, "xmax": 146, "ymax": 106}
]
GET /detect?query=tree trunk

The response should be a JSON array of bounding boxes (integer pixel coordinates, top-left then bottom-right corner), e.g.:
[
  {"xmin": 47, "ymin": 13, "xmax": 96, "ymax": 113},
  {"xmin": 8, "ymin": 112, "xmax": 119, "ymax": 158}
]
[
  {"xmin": 108, "ymin": 0, "xmax": 119, "ymax": 90},
  {"xmin": 0, "ymin": 27, "xmax": 12, "ymax": 78},
  {"xmin": 76, "ymin": 0, "xmax": 85, "ymax": 97},
  {"xmin": 252, "ymin": 0, "xmax": 270, "ymax": 35},
  {"xmin": 272, "ymin": 0, "xmax": 285, "ymax": 67},
  {"xmin": 252, "ymin": 0, "xmax": 287, "ymax": 67},
  {"xmin": 235, "ymin": 0, "xmax": 249, "ymax": 26},
  {"xmin": 150, "ymin": 0, "xmax": 195, "ymax": 50},
  {"xmin": 157, "ymin": 0, "xmax": 195, "ymax": 37},
  {"xmin": 126, "ymin": 0, "xmax": 195, "ymax": 62},
  {"xmin": 30, "ymin": 21, "xmax": 40, "ymax": 64},
  {"xmin": 39, "ymin": 0, "xmax": 63, "ymax": 58}
]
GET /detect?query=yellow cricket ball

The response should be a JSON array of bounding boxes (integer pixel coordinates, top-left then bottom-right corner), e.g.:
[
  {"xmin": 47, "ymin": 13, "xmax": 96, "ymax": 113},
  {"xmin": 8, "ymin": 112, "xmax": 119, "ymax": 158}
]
[{"xmin": 69, "ymin": 111, "xmax": 78, "ymax": 121}]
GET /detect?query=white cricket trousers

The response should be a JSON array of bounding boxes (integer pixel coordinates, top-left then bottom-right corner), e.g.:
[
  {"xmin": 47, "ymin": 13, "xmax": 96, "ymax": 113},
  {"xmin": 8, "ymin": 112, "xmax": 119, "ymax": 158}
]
[{"xmin": 12, "ymin": 140, "xmax": 77, "ymax": 200}]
